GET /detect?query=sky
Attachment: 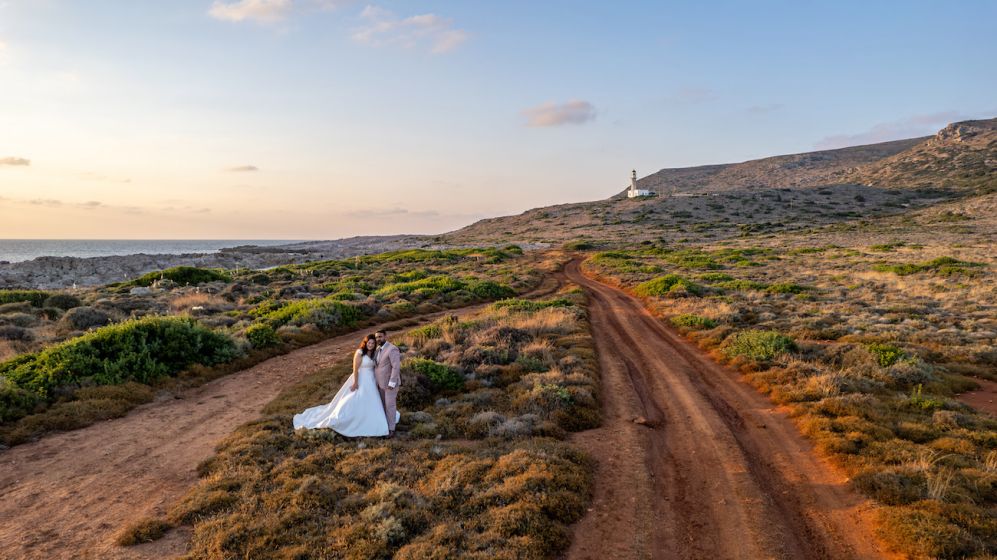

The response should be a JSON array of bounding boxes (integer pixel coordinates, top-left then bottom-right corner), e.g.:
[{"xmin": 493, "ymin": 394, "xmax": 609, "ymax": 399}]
[{"xmin": 0, "ymin": 0, "xmax": 995, "ymax": 239}]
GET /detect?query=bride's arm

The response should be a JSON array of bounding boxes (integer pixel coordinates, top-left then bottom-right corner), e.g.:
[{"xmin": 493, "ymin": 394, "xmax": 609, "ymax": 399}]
[{"xmin": 350, "ymin": 350, "xmax": 361, "ymax": 391}]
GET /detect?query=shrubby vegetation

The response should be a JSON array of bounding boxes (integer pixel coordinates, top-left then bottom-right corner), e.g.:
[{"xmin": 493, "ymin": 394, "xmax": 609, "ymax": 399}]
[
  {"xmin": 128, "ymin": 286, "xmax": 598, "ymax": 559},
  {"xmin": 0, "ymin": 289, "xmax": 50, "ymax": 307},
  {"xmin": 0, "ymin": 317, "xmax": 236, "ymax": 438},
  {"xmin": 123, "ymin": 266, "xmax": 233, "ymax": 288},
  {"xmin": 0, "ymin": 245, "xmax": 551, "ymax": 447},
  {"xmin": 584, "ymin": 242, "xmax": 997, "ymax": 557},
  {"xmin": 872, "ymin": 256, "xmax": 985, "ymax": 277}
]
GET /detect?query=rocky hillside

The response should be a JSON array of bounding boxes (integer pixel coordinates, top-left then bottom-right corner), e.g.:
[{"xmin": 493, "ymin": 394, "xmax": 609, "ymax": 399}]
[
  {"xmin": 844, "ymin": 118, "xmax": 997, "ymax": 192},
  {"xmin": 634, "ymin": 137, "xmax": 923, "ymax": 195},
  {"xmin": 442, "ymin": 118, "xmax": 995, "ymax": 245}
]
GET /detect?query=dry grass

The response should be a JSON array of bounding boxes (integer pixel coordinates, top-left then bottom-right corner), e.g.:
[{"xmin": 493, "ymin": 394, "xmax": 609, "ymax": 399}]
[
  {"xmin": 581, "ymin": 207, "xmax": 997, "ymax": 557},
  {"xmin": 123, "ymin": 286, "xmax": 598, "ymax": 559}
]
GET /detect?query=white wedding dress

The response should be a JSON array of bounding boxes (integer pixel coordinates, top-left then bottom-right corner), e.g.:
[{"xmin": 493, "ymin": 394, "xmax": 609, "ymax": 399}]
[{"xmin": 292, "ymin": 351, "xmax": 399, "ymax": 436}]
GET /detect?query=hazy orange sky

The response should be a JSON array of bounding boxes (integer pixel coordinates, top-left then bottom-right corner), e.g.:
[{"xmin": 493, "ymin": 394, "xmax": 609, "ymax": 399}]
[{"xmin": 1, "ymin": 1, "xmax": 994, "ymax": 239}]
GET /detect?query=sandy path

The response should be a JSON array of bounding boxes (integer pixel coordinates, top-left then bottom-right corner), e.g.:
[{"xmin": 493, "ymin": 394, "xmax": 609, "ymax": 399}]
[
  {"xmin": 563, "ymin": 260, "xmax": 897, "ymax": 560},
  {"xmin": 958, "ymin": 376, "xmax": 997, "ymax": 417},
  {"xmin": 0, "ymin": 308, "xmax": 488, "ymax": 560}
]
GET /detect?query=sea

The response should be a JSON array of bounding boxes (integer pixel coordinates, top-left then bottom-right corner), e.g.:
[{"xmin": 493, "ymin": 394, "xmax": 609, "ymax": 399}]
[{"xmin": 0, "ymin": 240, "xmax": 296, "ymax": 264}]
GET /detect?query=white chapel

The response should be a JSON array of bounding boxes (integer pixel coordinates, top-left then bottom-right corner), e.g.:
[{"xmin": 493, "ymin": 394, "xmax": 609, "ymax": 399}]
[{"xmin": 627, "ymin": 169, "xmax": 653, "ymax": 198}]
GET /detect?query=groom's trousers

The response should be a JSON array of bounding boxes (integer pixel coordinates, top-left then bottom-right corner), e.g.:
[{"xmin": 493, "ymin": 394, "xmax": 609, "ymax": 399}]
[{"xmin": 379, "ymin": 387, "xmax": 398, "ymax": 431}]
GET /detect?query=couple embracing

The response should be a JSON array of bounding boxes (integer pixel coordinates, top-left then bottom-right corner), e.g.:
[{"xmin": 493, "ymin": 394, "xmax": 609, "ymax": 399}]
[{"xmin": 292, "ymin": 329, "xmax": 402, "ymax": 438}]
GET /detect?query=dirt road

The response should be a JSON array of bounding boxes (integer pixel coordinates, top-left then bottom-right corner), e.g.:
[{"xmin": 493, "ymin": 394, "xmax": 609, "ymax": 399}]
[
  {"xmin": 563, "ymin": 260, "xmax": 895, "ymax": 560},
  {"xmin": 0, "ymin": 307, "xmax": 492, "ymax": 560}
]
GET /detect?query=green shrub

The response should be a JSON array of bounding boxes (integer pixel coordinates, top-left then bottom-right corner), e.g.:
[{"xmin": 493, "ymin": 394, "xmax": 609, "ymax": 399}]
[
  {"xmin": 907, "ymin": 384, "xmax": 944, "ymax": 411},
  {"xmin": 866, "ymin": 343, "xmax": 905, "ymax": 367},
  {"xmin": 375, "ymin": 275, "xmax": 465, "ymax": 297},
  {"xmin": 128, "ymin": 266, "xmax": 231, "ymax": 287},
  {"xmin": 407, "ymin": 323, "xmax": 443, "ymax": 344},
  {"xmin": 0, "ymin": 290, "xmax": 49, "ymax": 307},
  {"xmin": 245, "ymin": 323, "xmax": 280, "ymax": 349},
  {"xmin": 670, "ymin": 314, "xmax": 717, "ymax": 329},
  {"xmin": 873, "ymin": 256, "xmax": 985, "ymax": 277},
  {"xmin": 721, "ymin": 330, "xmax": 796, "ymax": 362},
  {"xmin": 466, "ymin": 280, "xmax": 515, "ymax": 300},
  {"xmin": 0, "ymin": 376, "xmax": 43, "ymax": 423},
  {"xmin": 258, "ymin": 298, "xmax": 364, "ymax": 330},
  {"xmin": 492, "ymin": 298, "xmax": 572, "ymax": 313},
  {"xmin": 0, "ymin": 316, "xmax": 237, "ymax": 398},
  {"xmin": 767, "ymin": 283, "xmax": 813, "ymax": 294},
  {"xmin": 633, "ymin": 274, "xmax": 702, "ymax": 297},
  {"xmin": 405, "ymin": 358, "xmax": 463, "ymax": 391},
  {"xmin": 715, "ymin": 279, "xmax": 768, "ymax": 291},
  {"xmin": 698, "ymin": 273, "xmax": 734, "ymax": 282}
]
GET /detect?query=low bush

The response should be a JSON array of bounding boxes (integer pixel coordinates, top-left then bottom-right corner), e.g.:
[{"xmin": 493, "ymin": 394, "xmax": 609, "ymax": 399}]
[
  {"xmin": 721, "ymin": 330, "xmax": 796, "ymax": 362},
  {"xmin": 633, "ymin": 274, "xmax": 702, "ymax": 297},
  {"xmin": 0, "ymin": 289, "xmax": 49, "ymax": 307},
  {"xmin": 0, "ymin": 316, "xmax": 237, "ymax": 400},
  {"xmin": 59, "ymin": 306, "xmax": 112, "ymax": 331},
  {"xmin": 466, "ymin": 280, "xmax": 515, "ymax": 300},
  {"xmin": 867, "ymin": 343, "xmax": 905, "ymax": 367},
  {"xmin": 670, "ymin": 314, "xmax": 717, "ymax": 330},
  {"xmin": 42, "ymin": 293, "xmax": 82, "ymax": 310},
  {"xmin": 405, "ymin": 357, "xmax": 463, "ymax": 392},
  {"xmin": 257, "ymin": 298, "xmax": 364, "ymax": 331},
  {"xmin": 245, "ymin": 323, "xmax": 280, "ymax": 349},
  {"xmin": 492, "ymin": 298, "xmax": 573, "ymax": 313},
  {"xmin": 872, "ymin": 256, "xmax": 985, "ymax": 277},
  {"xmin": 127, "ymin": 266, "xmax": 231, "ymax": 287},
  {"xmin": 766, "ymin": 283, "xmax": 813, "ymax": 295}
]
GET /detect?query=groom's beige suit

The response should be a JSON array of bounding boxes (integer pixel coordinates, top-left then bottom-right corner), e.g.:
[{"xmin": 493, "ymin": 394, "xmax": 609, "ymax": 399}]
[{"xmin": 374, "ymin": 341, "xmax": 401, "ymax": 432}]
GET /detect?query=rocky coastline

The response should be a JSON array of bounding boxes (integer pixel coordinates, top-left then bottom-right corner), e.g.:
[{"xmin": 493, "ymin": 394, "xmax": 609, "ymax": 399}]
[{"xmin": 0, "ymin": 235, "xmax": 432, "ymax": 289}]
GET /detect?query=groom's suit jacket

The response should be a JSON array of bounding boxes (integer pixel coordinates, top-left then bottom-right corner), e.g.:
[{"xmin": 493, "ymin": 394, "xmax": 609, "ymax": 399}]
[{"xmin": 374, "ymin": 342, "xmax": 401, "ymax": 390}]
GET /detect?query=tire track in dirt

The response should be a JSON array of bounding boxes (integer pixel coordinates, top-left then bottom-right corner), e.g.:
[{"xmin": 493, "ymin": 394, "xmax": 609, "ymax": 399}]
[
  {"xmin": 0, "ymin": 271, "xmax": 570, "ymax": 560},
  {"xmin": 564, "ymin": 259, "xmax": 896, "ymax": 560}
]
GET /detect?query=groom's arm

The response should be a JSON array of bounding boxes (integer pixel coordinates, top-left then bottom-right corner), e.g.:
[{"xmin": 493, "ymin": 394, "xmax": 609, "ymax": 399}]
[{"xmin": 388, "ymin": 346, "xmax": 401, "ymax": 387}]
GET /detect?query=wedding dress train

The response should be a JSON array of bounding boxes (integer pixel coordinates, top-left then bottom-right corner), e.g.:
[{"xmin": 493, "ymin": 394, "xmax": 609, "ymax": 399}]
[{"xmin": 292, "ymin": 352, "xmax": 399, "ymax": 437}]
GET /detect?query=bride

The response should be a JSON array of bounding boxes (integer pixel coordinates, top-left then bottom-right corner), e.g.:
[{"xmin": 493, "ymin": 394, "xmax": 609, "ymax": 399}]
[{"xmin": 292, "ymin": 334, "xmax": 398, "ymax": 437}]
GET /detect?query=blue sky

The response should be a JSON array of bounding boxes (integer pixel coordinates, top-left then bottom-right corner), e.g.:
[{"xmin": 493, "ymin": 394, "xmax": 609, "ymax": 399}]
[{"xmin": 0, "ymin": 0, "xmax": 994, "ymax": 238}]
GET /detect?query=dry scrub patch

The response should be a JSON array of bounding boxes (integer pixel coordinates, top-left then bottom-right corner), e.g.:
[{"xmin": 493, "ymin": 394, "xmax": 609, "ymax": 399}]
[
  {"xmin": 583, "ymin": 238, "xmax": 997, "ymax": 558},
  {"xmin": 1, "ymin": 247, "xmax": 555, "ymax": 447},
  {"xmin": 126, "ymin": 288, "xmax": 597, "ymax": 559}
]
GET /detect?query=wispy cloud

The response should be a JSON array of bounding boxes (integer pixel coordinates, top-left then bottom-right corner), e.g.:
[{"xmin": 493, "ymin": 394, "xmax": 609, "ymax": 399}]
[
  {"xmin": 226, "ymin": 165, "xmax": 260, "ymax": 172},
  {"xmin": 353, "ymin": 5, "xmax": 468, "ymax": 54},
  {"xmin": 208, "ymin": 0, "xmax": 294, "ymax": 23},
  {"xmin": 746, "ymin": 103, "xmax": 784, "ymax": 114},
  {"xmin": 0, "ymin": 156, "xmax": 30, "ymax": 166},
  {"xmin": 814, "ymin": 111, "xmax": 970, "ymax": 149},
  {"xmin": 521, "ymin": 100, "xmax": 597, "ymax": 127}
]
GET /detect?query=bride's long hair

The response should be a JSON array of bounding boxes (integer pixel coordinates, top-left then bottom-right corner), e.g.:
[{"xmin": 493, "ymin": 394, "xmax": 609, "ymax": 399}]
[{"xmin": 358, "ymin": 334, "xmax": 378, "ymax": 358}]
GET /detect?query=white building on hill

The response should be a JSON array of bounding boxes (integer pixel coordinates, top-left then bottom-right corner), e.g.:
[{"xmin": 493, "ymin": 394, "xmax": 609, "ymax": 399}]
[{"xmin": 627, "ymin": 169, "xmax": 653, "ymax": 198}]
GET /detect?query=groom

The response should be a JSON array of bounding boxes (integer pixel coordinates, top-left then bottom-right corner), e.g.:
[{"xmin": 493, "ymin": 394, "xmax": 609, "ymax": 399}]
[{"xmin": 374, "ymin": 329, "xmax": 401, "ymax": 437}]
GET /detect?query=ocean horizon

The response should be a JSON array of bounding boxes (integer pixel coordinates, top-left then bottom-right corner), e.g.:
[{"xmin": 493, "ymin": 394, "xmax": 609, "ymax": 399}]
[{"xmin": 0, "ymin": 239, "xmax": 301, "ymax": 264}]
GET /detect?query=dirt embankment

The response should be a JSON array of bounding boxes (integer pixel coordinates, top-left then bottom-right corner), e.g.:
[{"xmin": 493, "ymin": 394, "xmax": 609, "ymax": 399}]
[{"xmin": 563, "ymin": 259, "xmax": 897, "ymax": 560}]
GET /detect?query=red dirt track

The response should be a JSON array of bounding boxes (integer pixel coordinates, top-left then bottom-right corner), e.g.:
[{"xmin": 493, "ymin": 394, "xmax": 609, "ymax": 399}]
[{"xmin": 563, "ymin": 259, "xmax": 896, "ymax": 560}]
